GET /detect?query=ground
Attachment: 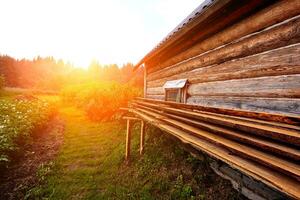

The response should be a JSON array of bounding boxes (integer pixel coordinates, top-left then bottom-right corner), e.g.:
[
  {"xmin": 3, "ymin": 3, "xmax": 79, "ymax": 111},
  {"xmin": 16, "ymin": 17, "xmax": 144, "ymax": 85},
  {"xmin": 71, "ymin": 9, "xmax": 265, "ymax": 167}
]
[
  {"xmin": 0, "ymin": 94, "xmax": 245, "ymax": 200},
  {"xmin": 0, "ymin": 115, "xmax": 64, "ymax": 200}
]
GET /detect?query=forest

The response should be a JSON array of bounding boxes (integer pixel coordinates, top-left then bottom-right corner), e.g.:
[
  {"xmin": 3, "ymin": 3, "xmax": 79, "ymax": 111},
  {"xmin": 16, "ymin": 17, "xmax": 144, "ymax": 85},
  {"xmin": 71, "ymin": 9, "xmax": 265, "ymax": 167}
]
[{"xmin": 0, "ymin": 55, "xmax": 143, "ymax": 90}]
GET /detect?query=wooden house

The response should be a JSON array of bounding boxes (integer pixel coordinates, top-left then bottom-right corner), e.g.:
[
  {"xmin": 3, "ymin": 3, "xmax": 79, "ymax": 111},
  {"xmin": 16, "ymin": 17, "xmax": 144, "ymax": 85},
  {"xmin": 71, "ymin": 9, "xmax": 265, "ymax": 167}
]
[{"xmin": 126, "ymin": 0, "xmax": 300, "ymax": 199}]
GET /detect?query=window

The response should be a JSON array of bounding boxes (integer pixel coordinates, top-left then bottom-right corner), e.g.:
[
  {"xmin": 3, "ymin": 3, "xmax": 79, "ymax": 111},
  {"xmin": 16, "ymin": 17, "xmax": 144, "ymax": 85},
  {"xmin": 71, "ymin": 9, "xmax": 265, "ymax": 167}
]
[
  {"xmin": 165, "ymin": 89, "xmax": 181, "ymax": 102},
  {"xmin": 163, "ymin": 79, "xmax": 188, "ymax": 103}
]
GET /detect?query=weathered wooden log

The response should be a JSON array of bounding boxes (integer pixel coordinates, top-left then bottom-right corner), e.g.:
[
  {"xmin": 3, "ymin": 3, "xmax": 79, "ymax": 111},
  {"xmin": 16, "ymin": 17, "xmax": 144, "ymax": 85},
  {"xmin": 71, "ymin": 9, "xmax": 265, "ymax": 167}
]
[
  {"xmin": 146, "ymin": 87, "xmax": 164, "ymax": 95},
  {"xmin": 145, "ymin": 94, "xmax": 164, "ymax": 100},
  {"xmin": 147, "ymin": 74, "xmax": 300, "ymax": 98},
  {"xmin": 146, "ymin": 0, "xmax": 268, "ymax": 70},
  {"xmin": 136, "ymin": 107, "xmax": 300, "ymax": 181},
  {"xmin": 148, "ymin": 15, "xmax": 300, "ymax": 81},
  {"xmin": 187, "ymin": 74, "xmax": 300, "ymax": 98},
  {"xmin": 134, "ymin": 102, "xmax": 300, "ymax": 161},
  {"xmin": 147, "ymin": 0, "xmax": 300, "ymax": 74},
  {"xmin": 137, "ymin": 97, "xmax": 300, "ymax": 125},
  {"xmin": 134, "ymin": 100, "xmax": 300, "ymax": 146},
  {"xmin": 132, "ymin": 100, "xmax": 300, "ymax": 131},
  {"xmin": 131, "ymin": 109, "xmax": 300, "ymax": 199},
  {"xmin": 147, "ymin": 43, "xmax": 300, "ymax": 87},
  {"xmin": 186, "ymin": 96, "xmax": 300, "ymax": 117}
]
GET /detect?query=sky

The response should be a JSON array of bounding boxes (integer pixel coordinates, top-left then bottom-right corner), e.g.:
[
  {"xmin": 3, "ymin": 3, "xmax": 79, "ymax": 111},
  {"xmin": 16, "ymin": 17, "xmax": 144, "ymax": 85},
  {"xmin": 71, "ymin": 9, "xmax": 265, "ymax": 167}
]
[{"xmin": 0, "ymin": 0, "xmax": 202, "ymax": 68}]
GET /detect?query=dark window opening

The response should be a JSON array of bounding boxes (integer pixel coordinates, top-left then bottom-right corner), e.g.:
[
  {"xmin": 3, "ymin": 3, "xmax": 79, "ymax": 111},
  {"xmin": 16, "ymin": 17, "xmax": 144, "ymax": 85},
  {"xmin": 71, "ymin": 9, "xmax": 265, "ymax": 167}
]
[{"xmin": 165, "ymin": 89, "xmax": 181, "ymax": 102}]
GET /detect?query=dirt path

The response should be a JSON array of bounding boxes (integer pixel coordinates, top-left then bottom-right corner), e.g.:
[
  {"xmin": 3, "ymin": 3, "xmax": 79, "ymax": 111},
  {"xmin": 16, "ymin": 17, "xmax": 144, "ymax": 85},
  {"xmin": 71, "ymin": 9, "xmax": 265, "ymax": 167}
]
[{"xmin": 0, "ymin": 115, "xmax": 64, "ymax": 200}]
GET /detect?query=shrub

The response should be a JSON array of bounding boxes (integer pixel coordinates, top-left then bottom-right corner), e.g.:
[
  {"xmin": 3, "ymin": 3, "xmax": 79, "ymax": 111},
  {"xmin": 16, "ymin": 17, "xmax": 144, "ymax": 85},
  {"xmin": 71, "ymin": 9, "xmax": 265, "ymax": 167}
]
[
  {"xmin": 61, "ymin": 81, "xmax": 141, "ymax": 121},
  {"xmin": 0, "ymin": 76, "xmax": 4, "ymax": 89}
]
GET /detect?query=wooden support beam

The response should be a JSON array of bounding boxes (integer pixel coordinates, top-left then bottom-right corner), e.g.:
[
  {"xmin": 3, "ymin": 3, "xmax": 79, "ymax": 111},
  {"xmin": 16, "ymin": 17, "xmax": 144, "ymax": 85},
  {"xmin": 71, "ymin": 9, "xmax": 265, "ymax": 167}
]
[
  {"xmin": 140, "ymin": 120, "xmax": 145, "ymax": 155},
  {"xmin": 125, "ymin": 119, "xmax": 131, "ymax": 162}
]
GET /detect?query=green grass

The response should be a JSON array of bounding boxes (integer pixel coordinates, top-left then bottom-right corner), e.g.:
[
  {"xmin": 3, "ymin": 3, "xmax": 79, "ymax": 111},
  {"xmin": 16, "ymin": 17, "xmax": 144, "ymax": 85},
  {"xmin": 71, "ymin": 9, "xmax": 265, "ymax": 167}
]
[{"xmin": 26, "ymin": 106, "xmax": 240, "ymax": 200}]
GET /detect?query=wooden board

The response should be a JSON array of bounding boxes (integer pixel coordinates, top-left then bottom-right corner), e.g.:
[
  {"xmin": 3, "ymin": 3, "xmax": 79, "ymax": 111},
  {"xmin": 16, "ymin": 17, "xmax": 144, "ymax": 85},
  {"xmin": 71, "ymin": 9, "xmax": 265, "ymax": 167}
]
[
  {"xmin": 135, "ymin": 100, "xmax": 300, "ymax": 146},
  {"xmin": 135, "ymin": 107, "xmax": 300, "ymax": 181},
  {"xmin": 137, "ymin": 97, "xmax": 300, "ymax": 125},
  {"xmin": 131, "ymin": 109, "xmax": 300, "ymax": 199},
  {"xmin": 134, "ymin": 103, "xmax": 300, "ymax": 161},
  {"xmin": 134, "ymin": 101, "xmax": 300, "ymax": 131}
]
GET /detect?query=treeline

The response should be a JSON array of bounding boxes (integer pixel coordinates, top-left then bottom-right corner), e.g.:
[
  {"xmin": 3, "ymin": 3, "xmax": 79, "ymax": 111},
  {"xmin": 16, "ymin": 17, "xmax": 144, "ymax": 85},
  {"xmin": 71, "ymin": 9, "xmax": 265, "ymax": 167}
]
[{"xmin": 0, "ymin": 55, "xmax": 143, "ymax": 90}]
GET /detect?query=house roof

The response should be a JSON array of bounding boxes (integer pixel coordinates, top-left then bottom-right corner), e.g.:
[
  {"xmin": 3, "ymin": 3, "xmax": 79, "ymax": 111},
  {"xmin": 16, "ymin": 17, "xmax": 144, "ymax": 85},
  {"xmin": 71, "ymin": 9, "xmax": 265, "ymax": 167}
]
[
  {"xmin": 134, "ymin": 0, "xmax": 215, "ymax": 70},
  {"xmin": 134, "ymin": 0, "xmax": 275, "ymax": 71}
]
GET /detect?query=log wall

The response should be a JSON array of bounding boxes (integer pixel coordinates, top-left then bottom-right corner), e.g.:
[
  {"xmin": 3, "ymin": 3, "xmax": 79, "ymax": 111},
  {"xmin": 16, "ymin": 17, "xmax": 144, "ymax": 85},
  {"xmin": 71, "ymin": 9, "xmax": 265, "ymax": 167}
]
[{"xmin": 145, "ymin": 2, "xmax": 300, "ymax": 117}]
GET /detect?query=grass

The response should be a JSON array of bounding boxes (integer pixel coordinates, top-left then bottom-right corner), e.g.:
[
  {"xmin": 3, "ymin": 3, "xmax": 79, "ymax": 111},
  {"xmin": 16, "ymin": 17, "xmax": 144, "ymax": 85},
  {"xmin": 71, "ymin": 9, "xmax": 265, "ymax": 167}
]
[{"xmin": 24, "ymin": 105, "xmax": 241, "ymax": 200}]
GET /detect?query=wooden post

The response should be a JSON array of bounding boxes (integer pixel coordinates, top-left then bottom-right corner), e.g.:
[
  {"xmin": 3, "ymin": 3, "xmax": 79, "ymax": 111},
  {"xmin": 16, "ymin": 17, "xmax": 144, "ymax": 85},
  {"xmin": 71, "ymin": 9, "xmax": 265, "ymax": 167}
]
[
  {"xmin": 140, "ymin": 120, "xmax": 145, "ymax": 155},
  {"xmin": 143, "ymin": 64, "xmax": 147, "ymax": 98},
  {"xmin": 125, "ymin": 119, "xmax": 131, "ymax": 161}
]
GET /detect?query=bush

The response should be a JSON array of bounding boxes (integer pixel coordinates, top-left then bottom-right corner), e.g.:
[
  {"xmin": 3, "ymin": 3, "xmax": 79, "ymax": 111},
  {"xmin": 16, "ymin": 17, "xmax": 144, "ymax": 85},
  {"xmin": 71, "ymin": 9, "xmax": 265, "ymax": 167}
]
[
  {"xmin": 0, "ymin": 98, "xmax": 55, "ymax": 167},
  {"xmin": 61, "ymin": 81, "xmax": 141, "ymax": 121},
  {"xmin": 0, "ymin": 76, "xmax": 4, "ymax": 89}
]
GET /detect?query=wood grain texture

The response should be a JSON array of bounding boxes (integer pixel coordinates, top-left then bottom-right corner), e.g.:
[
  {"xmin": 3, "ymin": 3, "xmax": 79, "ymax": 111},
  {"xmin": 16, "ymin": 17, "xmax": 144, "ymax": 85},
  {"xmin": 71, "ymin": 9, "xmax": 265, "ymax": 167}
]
[
  {"xmin": 187, "ymin": 96, "xmax": 300, "ymax": 116},
  {"xmin": 134, "ymin": 100, "xmax": 300, "ymax": 146},
  {"xmin": 145, "ymin": 94, "xmax": 165, "ymax": 101},
  {"xmin": 131, "ymin": 109, "xmax": 300, "ymax": 199},
  {"xmin": 137, "ymin": 97, "xmax": 300, "ymax": 125},
  {"xmin": 147, "ymin": 16, "xmax": 300, "ymax": 81},
  {"xmin": 136, "ymin": 107, "xmax": 300, "ymax": 181},
  {"xmin": 147, "ymin": 0, "xmax": 300, "ymax": 74},
  {"xmin": 134, "ymin": 103, "xmax": 300, "ymax": 161},
  {"xmin": 146, "ymin": 87, "xmax": 164, "ymax": 95},
  {"xmin": 187, "ymin": 74, "xmax": 300, "ymax": 98},
  {"xmin": 147, "ymin": 43, "xmax": 300, "ymax": 87}
]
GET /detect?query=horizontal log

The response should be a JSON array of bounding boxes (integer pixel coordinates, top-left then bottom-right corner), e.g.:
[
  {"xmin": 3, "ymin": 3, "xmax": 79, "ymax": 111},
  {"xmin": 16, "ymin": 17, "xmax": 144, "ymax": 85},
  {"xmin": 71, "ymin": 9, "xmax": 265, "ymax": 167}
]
[
  {"xmin": 134, "ymin": 103, "xmax": 300, "ymax": 161},
  {"xmin": 134, "ymin": 100, "xmax": 300, "ymax": 146},
  {"xmin": 136, "ymin": 107, "xmax": 300, "ymax": 181},
  {"xmin": 187, "ymin": 96, "xmax": 300, "ymax": 118},
  {"xmin": 133, "ymin": 99, "xmax": 300, "ymax": 131},
  {"xmin": 187, "ymin": 74, "xmax": 300, "ymax": 98},
  {"xmin": 131, "ymin": 109, "xmax": 300, "ymax": 199},
  {"xmin": 147, "ymin": 87, "xmax": 165, "ymax": 96},
  {"xmin": 147, "ymin": 43, "xmax": 300, "ymax": 88},
  {"xmin": 147, "ymin": 0, "xmax": 300, "ymax": 74},
  {"xmin": 137, "ymin": 97, "xmax": 300, "ymax": 125},
  {"xmin": 148, "ymin": 15, "xmax": 300, "ymax": 81},
  {"xmin": 146, "ymin": 87, "xmax": 164, "ymax": 95},
  {"xmin": 145, "ymin": 94, "xmax": 164, "ymax": 100}
]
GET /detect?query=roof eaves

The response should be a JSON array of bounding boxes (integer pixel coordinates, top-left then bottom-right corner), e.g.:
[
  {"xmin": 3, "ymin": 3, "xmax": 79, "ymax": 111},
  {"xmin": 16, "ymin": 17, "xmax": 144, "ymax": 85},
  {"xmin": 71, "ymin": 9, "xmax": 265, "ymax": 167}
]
[{"xmin": 134, "ymin": 0, "xmax": 217, "ymax": 70}]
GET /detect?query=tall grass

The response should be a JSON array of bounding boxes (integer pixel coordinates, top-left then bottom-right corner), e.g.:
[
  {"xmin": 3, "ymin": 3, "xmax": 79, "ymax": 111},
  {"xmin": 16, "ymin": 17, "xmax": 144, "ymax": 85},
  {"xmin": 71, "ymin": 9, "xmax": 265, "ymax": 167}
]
[{"xmin": 61, "ymin": 81, "xmax": 141, "ymax": 121}]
